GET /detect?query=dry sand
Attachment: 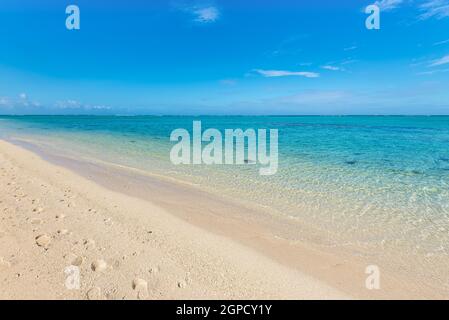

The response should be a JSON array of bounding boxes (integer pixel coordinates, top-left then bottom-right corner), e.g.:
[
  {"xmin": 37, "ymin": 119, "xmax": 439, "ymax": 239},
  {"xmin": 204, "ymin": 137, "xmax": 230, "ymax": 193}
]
[{"xmin": 0, "ymin": 139, "xmax": 351, "ymax": 300}]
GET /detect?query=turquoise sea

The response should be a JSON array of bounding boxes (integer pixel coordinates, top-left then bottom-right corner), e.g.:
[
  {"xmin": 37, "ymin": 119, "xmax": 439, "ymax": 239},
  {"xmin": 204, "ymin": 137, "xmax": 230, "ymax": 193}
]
[{"xmin": 1, "ymin": 115, "xmax": 449, "ymax": 286}]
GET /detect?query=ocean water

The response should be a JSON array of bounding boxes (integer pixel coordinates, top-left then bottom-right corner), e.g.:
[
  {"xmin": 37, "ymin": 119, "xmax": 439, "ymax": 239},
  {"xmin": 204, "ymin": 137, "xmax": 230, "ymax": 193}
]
[{"xmin": 1, "ymin": 115, "xmax": 449, "ymax": 285}]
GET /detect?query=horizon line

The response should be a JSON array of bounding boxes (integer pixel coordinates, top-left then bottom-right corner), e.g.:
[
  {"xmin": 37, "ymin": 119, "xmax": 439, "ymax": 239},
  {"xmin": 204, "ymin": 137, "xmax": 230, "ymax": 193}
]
[{"xmin": 2, "ymin": 114, "xmax": 449, "ymax": 117}]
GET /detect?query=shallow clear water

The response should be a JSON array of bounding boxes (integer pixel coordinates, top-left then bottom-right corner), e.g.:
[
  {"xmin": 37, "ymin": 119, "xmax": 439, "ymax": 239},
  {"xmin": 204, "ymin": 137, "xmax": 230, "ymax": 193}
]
[{"xmin": 2, "ymin": 115, "xmax": 449, "ymax": 285}]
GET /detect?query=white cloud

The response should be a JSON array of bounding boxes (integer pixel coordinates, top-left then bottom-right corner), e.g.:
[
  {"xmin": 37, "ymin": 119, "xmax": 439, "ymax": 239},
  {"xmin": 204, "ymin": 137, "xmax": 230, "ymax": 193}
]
[
  {"xmin": 18, "ymin": 92, "xmax": 40, "ymax": 107},
  {"xmin": 0, "ymin": 93, "xmax": 41, "ymax": 109},
  {"xmin": 55, "ymin": 100, "xmax": 111, "ymax": 110},
  {"xmin": 55, "ymin": 99, "xmax": 82, "ymax": 109},
  {"xmin": 340, "ymin": 59, "xmax": 358, "ymax": 65},
  {"xmin": 192, "ymin": 6, "xmax": 219, "ymax": 23},
  {"xmin": 344, "ymin": 46, "xmax": 357, "ymax": 51},
  {"xmin": 89, "ymin": 105, "xmax": 111, "ymax": 110},
  {"xmin": 254, "ymin": 69, "xmax": 319, "ymax": 78},
  {"xmin": 419, "ymin": 0, "xmax": 449, "ymax": 20},
  {"xmin": 373, "ymin": 0, "xmax": 404, "ymax": 11},
  {"xmin": 429, "ymin": 54, "xmax": 449, "ymax": 66},
  {"xmin": 0, "ymin": 94, "xmax": 111, "ymax": 114},
  {"xmin": 174, "ymin": 2, "xmax": 220, "ymax": 24},
  {"xmin": 321, "ymin": 65, "xmax": 342, "ymax": 71}
]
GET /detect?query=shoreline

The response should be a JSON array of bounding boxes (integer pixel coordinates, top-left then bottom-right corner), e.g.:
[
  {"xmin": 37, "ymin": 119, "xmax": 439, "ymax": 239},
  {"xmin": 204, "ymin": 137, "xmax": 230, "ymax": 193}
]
[
  {"xmin": 0, "ymin": 138, "xmax": 348, "ymax": 299},
  {"xmin": 0, "ymin": 138, "xmax": 441, "ymax": 299}
]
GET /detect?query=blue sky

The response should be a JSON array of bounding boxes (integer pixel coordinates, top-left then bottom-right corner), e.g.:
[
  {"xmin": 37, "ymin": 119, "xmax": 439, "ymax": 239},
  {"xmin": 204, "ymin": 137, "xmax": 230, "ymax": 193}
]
[{"xmin": 0, "ymin": 0, "xmax": 449, "ymax": 115}]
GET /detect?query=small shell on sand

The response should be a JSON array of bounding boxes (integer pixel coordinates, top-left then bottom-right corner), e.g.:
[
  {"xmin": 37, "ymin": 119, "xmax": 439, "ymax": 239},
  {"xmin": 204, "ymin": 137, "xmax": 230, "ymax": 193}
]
[
  {"xmin": 86, "ymin": 287, "xmax": 104, "ymax": 300},
  {"xmin": 57, "ymin": 229, "xmax": 69, "ymax": 235},
  {"xmin": 30, "ymin": 218, "xmax": 43, "ymax": 225},
  {"xmin": 35, "ymin": 234, "xmax": 51, "ymax": 248},
  {"xmin": 33, "ymin": 207, "xmax": 44, "ymax": 213},
  {"xmin": 55, "ymin": 214, "xmax": 66, "ymax": 220},
  {"xmin": 177, "ymin": 280, "xmax": 187, "ymax": 288},
  {"xmin": 91, "ymin": 259, "xmax": 107, "ymax": 272},
  {"xmin": 71, "ymin": 256, "xmax": 84, "ymax": 267}
]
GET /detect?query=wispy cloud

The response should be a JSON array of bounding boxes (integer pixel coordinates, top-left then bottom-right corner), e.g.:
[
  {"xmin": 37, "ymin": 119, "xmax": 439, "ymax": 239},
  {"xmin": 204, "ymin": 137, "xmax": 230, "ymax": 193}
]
[
  {"xmin": 369, "ymin": 0, "xmax": 449, "ymax": 20},
  {"xmin": 321, "ymin": 65, "xmax": 343, "ymax": 71},
  {"xmin": 340, "ymin": 58, "xmax": 358, "ymax": 65},
  {"xmin": 188, "ymin": 6, "xmax": 220, "ymax": 23},
  {"xmin": 434, "ymin": 38, "xmax": 449, "ymax": 45},
  {"xmin": 417, "ymin": 68, "xmax": 449, "ymax": 75},
  {"xmin": 254, "ymin": 69, "xmax": 319, "ymax": 78},
  {"xmin": 174, "ymin": 2, "xmax": 220, "ymax": 23},
  {"xmin": 193, "ymin": 6, "xmax": 219, "ymax": 23},
  {"xmin": 344, "ymin": 46, "xmax": 357, "ymax": 51},
  {"xmin": 373, "ymin": 0, "xmax": 404, "ymax": 11},
  {"xmin": 419, "ymin": 0, "xmax": 449, "ymax": 20},
  {"xmin": 429, "ymin": 54, "xmax": 449, "ymax": 66}
]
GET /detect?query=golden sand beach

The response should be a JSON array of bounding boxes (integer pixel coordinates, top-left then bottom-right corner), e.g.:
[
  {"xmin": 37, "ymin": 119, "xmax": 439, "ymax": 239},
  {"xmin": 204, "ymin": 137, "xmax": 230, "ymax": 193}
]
[
  {"xmin": 0, "ymin": 139, "xmax": 443, "ymax": 299},
  {"xmin": 0, "ymin": 140, "xmax": 353, "ymax": 299}
]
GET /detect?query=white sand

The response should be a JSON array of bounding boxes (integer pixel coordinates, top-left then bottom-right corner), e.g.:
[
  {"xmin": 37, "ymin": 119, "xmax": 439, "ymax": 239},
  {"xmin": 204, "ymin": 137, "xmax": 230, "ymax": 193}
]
[{"xmin": 0, "ymin": 140, "xmax": 350, "ymax": 300}]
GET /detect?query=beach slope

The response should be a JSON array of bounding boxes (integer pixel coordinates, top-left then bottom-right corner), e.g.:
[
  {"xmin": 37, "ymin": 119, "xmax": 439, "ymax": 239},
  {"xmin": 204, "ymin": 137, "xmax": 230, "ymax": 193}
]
[{"xmin": 0, "ymin": 140, "xmax": 348, "ymax": 299}]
